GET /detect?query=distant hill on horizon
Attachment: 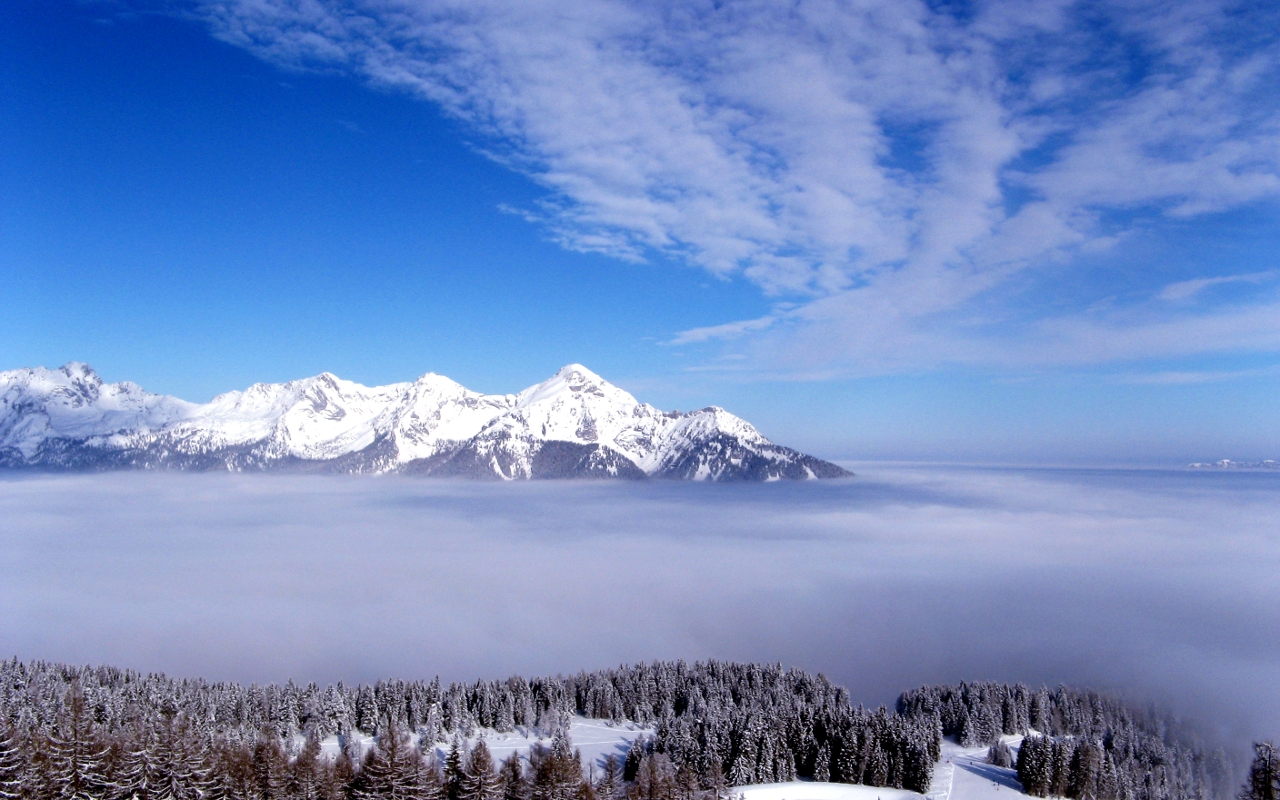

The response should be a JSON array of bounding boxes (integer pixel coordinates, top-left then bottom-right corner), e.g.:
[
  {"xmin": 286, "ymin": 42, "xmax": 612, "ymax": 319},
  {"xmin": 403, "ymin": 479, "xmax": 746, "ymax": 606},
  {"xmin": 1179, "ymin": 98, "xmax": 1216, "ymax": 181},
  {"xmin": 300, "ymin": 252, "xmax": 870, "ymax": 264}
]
[{"xmin": 1187, "ymin": 459, "xmax": 1280, "ymax": 470}]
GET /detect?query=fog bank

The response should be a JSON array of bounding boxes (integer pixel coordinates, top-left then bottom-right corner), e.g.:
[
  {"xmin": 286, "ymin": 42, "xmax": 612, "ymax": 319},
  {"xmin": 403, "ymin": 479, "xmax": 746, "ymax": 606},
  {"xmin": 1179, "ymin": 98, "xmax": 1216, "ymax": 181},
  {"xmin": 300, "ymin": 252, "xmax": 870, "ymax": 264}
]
[{"xmin": 1, "ymin": 467, "xmax": 1276, "ymax": 745}]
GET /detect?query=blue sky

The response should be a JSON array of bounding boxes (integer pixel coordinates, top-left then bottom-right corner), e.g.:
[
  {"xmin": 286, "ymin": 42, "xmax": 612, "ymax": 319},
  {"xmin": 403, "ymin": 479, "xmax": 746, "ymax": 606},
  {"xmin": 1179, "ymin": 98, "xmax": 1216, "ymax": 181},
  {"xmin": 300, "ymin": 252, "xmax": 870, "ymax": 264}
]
[{"xmin": 4, "ymin": 0, "xmax": 1280, "ymax": 464}]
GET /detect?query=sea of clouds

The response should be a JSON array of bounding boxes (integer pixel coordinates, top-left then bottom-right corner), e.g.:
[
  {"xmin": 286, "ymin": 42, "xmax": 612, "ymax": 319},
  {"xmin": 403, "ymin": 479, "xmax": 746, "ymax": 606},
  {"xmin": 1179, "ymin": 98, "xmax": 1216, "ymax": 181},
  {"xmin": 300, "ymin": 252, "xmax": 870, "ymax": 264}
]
[{"xmin": 1, "ymin": 467, "xmax": 1276, "ymax": 745}]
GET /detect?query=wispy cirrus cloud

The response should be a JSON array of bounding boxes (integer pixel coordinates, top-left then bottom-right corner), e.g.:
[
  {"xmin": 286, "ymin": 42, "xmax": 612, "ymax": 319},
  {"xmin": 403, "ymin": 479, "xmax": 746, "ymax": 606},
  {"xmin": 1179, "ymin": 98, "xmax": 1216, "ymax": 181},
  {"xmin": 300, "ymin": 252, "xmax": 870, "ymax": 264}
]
[
  {"xmin": 1158, "ymin": 270, "xmax": 1280, "ymax": 301},
  {"xmin": 1113, "ymin": 364, "xmax": 1280, "ymax": 385},
  {"xmin": 190, "ymin": 0, "xmax": 1280, "ymax": 375}
]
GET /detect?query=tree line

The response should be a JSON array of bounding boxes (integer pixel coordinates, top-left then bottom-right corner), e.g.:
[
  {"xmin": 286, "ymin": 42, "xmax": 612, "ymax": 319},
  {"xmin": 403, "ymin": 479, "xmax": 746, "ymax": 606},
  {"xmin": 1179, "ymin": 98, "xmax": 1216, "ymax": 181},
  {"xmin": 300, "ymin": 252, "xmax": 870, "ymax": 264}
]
[
  {"xmin": 0, "ymin": 660, "xmax": 938, "ymax": 798},
  {"xmin": 0, "ymin": 660, "xmax": 1251, "ymax": 800},
  {"xmin": 0, "ymin": 682, "xmax": 624, "ymax": 800}
]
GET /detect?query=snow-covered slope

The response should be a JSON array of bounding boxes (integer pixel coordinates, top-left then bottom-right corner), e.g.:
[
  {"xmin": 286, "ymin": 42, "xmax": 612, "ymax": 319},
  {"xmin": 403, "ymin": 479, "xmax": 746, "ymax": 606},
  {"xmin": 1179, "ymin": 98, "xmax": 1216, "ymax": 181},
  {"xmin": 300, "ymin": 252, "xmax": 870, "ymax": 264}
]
[
  {"xmin": 733, "ymin": 737, "xmax": 1032, "ymax": 800},
  {"xmin": 0, "ymin": 363, "xmax": 850, "ymax": 481}
]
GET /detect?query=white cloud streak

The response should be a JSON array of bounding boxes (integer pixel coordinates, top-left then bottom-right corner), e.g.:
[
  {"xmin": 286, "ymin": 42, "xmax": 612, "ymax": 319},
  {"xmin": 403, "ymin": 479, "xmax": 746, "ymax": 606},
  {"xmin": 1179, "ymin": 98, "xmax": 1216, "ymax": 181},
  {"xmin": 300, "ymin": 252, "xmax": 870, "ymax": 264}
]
[
  {"xmin": 192, "ymin": 0, "xmax": 1280, "ymax": 374},
  {"xmin": 1158, "ymin": 270, "xmax": 1280, "ymax": 301}
]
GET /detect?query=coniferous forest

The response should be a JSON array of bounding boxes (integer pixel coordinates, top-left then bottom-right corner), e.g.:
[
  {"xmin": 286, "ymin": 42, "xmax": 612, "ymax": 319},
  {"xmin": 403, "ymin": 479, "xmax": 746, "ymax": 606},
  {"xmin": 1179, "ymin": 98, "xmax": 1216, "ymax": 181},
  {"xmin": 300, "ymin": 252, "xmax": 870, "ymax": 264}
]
[
  {"xmin": 898, "ymin": 683, "xmax": 1238, "ymax": 799},
  {"xmin": 0, "ymin": 659, "xmax": 1253, "ymax": 800}
]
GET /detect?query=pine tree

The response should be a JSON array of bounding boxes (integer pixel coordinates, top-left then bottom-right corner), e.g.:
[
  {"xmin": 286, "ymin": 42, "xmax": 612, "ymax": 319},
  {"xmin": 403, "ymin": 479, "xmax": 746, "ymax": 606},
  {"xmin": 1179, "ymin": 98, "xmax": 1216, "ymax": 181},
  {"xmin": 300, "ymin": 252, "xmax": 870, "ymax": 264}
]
[
  {"xmin": 1068, "ymin": 741, "xmax": 1101, "ymax": 799},
  {"xmin": 1050, "ymin": 739, "xmax": 1074, "ymax": 798},
  {"xmin": 203, "ymin": 740, "xmax": 255, "ymax": 800},
  {"xmin": 290, "ymin": 737, "xmax": 325, "ymax": 800},
  {"xmin": 1240, "ymin": 742, "xmax": 1280, "ymax": 800},
  {"xmin": 627, "ymin": 754, "xmax": 674, "ymax": 800},
  {"xmin": 153, "ymin": 719, "xmax": 207, "ymax": 800},
  {"xmin": 351, "ymin": 725, "xmax": 423, "ymax": 800},
  {"xmin": 112, "ymin": 730, "xmax": 160, "ymax": 800},
  {"xmin": 834, "ymin": 732, "xmax": 863, "ymax": 786},
  {"xmin": 987, "ymin": 740, "xmax": 1013, "ymax": 769},
  {"xmin": 623, "ymin": 740, "xmax": 646, "ymax": 783},
  {"xmin": 251, "ymin": 734, "xmax": 290, "ymax": 800},
  {"xmin": 327, "ymin": 749, "xmax": 357, "ymax": 800},
  {"xmin": 812, "ymin": 742, "xmax": 830, "ymax": 782},
  {"xmin": 1016, "ymin": 735, "xmax": 1049, "ymax": 797},
  {"xmin": 864, "ymin": 741, "xmax": 888, "ymax": 788},
  {"xmin": 417, "ymin": 750, "xmax": 448, "ymax": 800},
  {"xmin": 0, "ymin": 727, "xmax": 27, "ymax": 800},
  {"xmin": 672, "ymin": 763, "xmax": 698, "ymax": 800},
  {"xmin": 592, "ymin": 756, "xmax": 618, "ymax": 800},
  {"xmin": 531, "ymin": 735, "xmax": 582, "ymax": 800},
  {"xmin": 901, "ymin": 740, "xmax": 931, "ymax": 795},
  {"xmin": 705, "ymin": 758, "xmax": 730, "ymax": 800},
  {"xmin": 446, "ymin": 737, "xmax": 467, "ymax": 800},
  {"xmin": 44, "ymin": 687, "xmax": 111, "ymax": 800},
  {"xmin": 498, "ymin": 753, "xmax": 528, "ymax": 800},
  {"xmin": 461, "ymin": 740, "xmax": 501, "ymax": 800}
]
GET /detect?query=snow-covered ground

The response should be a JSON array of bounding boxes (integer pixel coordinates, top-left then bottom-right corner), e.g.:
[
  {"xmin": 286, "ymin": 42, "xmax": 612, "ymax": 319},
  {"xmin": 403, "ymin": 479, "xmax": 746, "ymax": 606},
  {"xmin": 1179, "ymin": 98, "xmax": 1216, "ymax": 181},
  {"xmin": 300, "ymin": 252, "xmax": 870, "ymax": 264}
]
[
  {"xmin": 430, "ymin": 717, "xmax": 652, "ymax": 772},
  {"xmin": 735, "ymin": 782, "xmax": 925, "ymax": 800},
  {"xmin": 318, "ymin": 716, "xmax": 652, "ymax": 772},
  {"xmin": 926, "ymin": 737, "xmax": 1027, "ymax": 800}
]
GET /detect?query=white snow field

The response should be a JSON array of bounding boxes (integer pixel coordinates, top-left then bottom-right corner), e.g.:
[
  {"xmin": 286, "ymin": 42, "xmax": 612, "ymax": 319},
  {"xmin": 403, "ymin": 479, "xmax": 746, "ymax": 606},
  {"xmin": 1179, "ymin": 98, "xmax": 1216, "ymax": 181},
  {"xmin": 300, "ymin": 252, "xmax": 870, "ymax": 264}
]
[
  {"xmin": 428, "ymin": 717, "xmax": 651, "ymax": 772},
  {"xmin": 735, "ymin": 782, "xmax": 925, "ymax": 800}
]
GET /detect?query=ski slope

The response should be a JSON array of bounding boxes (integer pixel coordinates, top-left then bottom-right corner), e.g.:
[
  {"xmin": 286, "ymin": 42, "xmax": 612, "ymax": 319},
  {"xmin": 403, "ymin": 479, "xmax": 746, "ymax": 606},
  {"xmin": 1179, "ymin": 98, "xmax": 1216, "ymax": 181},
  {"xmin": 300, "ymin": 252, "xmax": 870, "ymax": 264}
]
[
  {"xmin": 734, "ymin": 737, "xmax": 1030, "ymax": 800},
  {"xmin": 925, "ymin": 737, "xmax": 1027, "ymax": 800}
]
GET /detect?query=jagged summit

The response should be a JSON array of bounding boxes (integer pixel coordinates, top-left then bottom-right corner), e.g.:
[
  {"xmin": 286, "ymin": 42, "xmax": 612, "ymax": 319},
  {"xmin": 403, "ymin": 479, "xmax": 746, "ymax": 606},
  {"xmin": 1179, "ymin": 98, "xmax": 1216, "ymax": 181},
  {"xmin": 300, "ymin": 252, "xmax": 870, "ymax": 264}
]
[
  {"xmin": 516, "ymin": 363, "xmax": 636, "ymax": 407},
  {"xmin": 0, "ymin": 362, "xmax": 851, "ymax": 481}
]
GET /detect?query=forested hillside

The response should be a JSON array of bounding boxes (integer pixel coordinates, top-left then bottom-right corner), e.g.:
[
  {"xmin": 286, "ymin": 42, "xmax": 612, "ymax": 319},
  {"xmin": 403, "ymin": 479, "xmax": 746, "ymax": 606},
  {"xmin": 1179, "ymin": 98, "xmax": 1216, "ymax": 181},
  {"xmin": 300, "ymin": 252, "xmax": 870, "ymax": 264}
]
[
  {"xmin": 0, "ymin": 660, "xmax": 1240, "ymax": 800},
  {"xmin": 898, "ymin": 682, "xmax": 1237, "ymax": 799}
]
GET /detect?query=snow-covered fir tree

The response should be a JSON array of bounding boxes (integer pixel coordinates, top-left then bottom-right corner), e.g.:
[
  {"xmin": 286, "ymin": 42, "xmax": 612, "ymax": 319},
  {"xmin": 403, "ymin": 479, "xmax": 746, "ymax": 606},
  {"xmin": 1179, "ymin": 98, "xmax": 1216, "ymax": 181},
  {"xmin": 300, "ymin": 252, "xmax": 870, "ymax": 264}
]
[{"xmin": 1240, "ymin": 742, "xmax": 1280, "ymax": 800}]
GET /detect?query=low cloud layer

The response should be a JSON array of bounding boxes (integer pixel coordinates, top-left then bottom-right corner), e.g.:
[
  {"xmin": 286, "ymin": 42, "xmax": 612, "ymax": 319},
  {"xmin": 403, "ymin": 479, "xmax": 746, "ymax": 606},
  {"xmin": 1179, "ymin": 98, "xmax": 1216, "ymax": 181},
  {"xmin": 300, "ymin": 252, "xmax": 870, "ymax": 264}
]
[
  {"xmin": 1, "ymin": 469, "xmax": 1277, "ymax": 747},
  {"xmin": 188, "ymin": 0, "xmax": 1280, "ymax": 374}
]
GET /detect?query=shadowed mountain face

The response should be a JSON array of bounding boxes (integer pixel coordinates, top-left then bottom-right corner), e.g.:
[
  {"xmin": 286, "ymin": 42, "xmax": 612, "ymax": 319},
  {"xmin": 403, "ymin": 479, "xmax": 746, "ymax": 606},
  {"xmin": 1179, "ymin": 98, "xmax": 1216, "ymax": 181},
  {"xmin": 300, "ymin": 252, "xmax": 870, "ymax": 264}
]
[{"xmin": 0, "ymin": 363, "xmax": 850, "ymax": 481}]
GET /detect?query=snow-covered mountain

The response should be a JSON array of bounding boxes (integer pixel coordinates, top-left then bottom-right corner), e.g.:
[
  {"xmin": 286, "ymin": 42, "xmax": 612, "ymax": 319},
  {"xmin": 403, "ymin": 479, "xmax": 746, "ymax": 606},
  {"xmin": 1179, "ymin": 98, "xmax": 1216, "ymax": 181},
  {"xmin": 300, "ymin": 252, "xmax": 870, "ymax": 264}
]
[
  {"xmin": 1187, "ymin": 459, "xmax": 1279, "ymax": 469},
  {"xmin": 0, "ymin": 363, "xmax": 850, "ymax": 481}
]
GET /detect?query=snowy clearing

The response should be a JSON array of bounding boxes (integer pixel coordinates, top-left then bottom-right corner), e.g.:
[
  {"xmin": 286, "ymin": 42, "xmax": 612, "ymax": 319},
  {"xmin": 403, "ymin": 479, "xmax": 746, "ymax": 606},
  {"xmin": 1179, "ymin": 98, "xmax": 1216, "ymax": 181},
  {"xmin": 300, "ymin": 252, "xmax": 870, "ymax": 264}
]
[
  {"xmin": 318, "ymin": 716, "xmax": 652, "ymax": 772},
  {"xmin": 734, "ymin": 782, "xmax": 925, "ymax": 800}
]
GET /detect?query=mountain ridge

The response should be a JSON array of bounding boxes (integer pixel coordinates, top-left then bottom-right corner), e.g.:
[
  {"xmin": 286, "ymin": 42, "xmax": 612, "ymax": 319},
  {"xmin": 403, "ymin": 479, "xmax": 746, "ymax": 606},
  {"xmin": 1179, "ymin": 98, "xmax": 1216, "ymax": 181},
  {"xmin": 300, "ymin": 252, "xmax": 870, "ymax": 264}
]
[{"xmin": 0, "ymin": 362, "xmax": 850, "ymax": 481}]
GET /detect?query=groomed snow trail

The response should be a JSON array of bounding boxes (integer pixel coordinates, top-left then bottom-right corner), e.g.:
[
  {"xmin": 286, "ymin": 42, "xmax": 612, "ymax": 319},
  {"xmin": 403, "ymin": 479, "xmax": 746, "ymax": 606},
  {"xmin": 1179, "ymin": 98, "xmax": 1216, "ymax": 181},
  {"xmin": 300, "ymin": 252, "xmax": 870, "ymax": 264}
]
[
  {"xmin": 928, "ymin": 738, "xmax": 1027, "ymax": 800},
  {"xmin": 733, "ymin": 737, "xmax": 1030, "ymax": 800}
]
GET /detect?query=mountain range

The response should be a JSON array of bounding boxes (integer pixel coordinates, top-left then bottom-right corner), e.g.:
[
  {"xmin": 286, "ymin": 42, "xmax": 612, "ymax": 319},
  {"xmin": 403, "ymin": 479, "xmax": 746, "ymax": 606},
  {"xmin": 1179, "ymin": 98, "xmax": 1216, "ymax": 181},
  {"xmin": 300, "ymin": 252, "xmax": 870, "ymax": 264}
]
[
  {"xmin": 1187, "ymin": 459, "xmax": 1279, "ymax": 469},
  {"xmin": 0, "ymin": 362, "xmax": 850, "ymax": 481}
]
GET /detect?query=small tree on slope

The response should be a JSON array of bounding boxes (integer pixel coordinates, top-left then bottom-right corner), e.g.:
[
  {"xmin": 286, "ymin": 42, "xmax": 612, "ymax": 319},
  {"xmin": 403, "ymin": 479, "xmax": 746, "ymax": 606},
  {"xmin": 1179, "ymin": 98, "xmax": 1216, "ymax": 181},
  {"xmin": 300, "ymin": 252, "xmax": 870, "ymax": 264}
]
[{"xmin": 1241, "ymin": 742, "xmax": 1280, "ymax": 800}]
